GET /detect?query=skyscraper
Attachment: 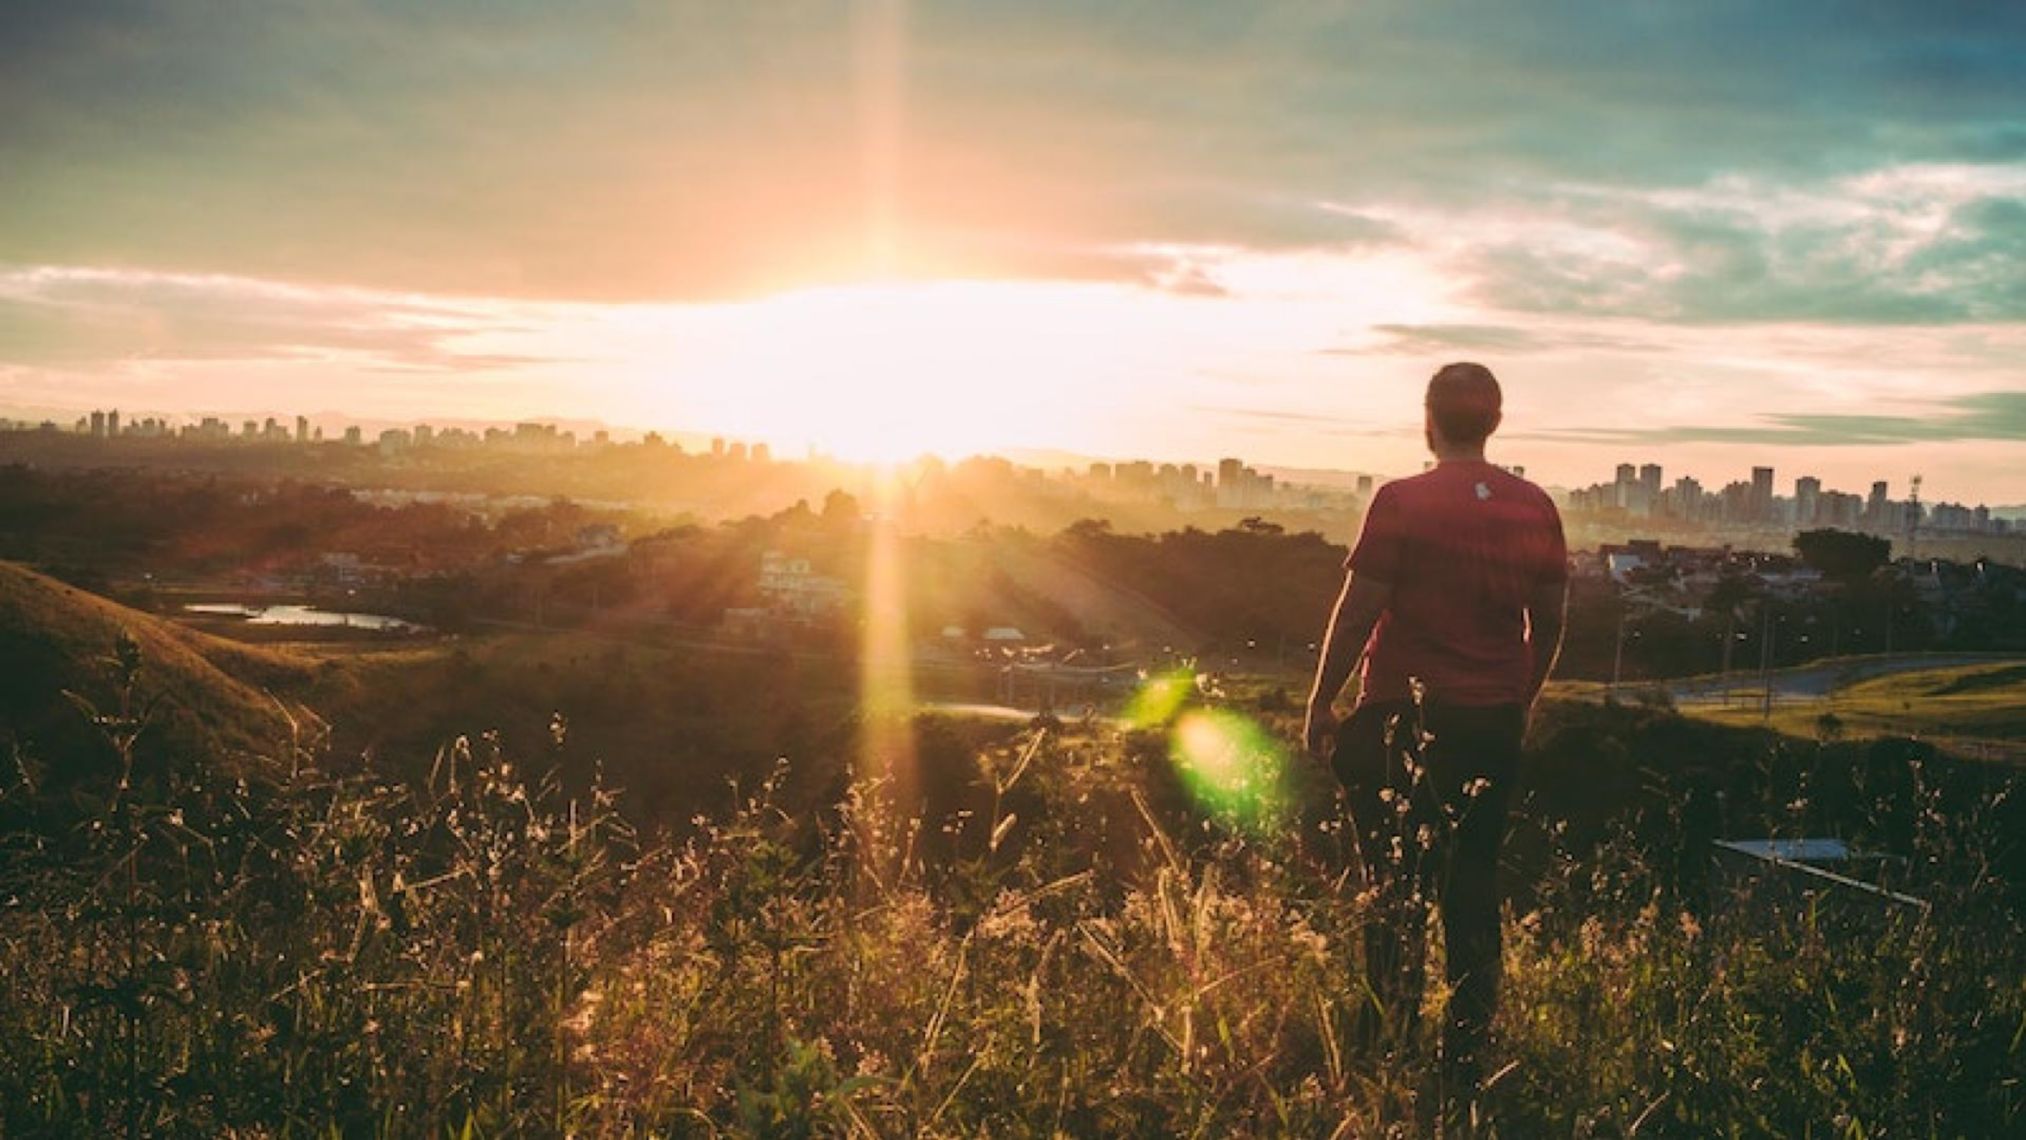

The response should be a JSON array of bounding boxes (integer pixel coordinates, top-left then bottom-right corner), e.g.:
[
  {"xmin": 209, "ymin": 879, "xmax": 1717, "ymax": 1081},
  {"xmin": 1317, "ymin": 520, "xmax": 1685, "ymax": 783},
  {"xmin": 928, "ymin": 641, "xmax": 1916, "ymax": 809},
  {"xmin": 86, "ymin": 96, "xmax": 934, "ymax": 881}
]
[
  {"xmin": 1751, "ymin": 467, "xmax": 1774, "ymax": 522},
  {"xmin": 1795, "ymin": 476, "xmax": 1822, "ymax": 526},
  {"xmin": 1672, "ymin": 476, "xmax": 1704, "ymax": 520}
]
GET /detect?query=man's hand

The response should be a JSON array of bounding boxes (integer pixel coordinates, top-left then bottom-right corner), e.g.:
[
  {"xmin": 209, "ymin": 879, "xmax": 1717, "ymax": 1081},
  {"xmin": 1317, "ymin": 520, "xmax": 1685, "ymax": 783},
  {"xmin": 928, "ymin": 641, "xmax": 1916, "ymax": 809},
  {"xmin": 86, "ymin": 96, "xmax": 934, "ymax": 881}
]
[
  {"xmin": 1304, "ymin": 571, "xmax": 1390, "ymax": 767},
  {"xmin": 1303, "ymin": 703, "xmax": 1339, "ymax": 762}
]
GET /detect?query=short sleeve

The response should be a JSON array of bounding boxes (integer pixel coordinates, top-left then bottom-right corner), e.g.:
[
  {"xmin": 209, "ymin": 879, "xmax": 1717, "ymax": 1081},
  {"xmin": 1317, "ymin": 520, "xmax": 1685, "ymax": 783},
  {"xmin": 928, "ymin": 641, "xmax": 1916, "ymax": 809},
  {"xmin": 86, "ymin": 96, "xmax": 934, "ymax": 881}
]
[{"xmin": 1346, "ymin": 485, "xmax": 1405, "ymax": 581}]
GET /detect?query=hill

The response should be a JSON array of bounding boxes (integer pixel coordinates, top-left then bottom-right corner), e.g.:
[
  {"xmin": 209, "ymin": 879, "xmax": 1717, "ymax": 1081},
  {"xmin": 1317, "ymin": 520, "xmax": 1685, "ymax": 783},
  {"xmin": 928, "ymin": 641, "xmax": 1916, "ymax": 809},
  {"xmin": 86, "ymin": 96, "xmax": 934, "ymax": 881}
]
[
  {"xmin": 0, "ymin": 561, "xmax": 312, "ymax": 783},
  {"xmin": 1676, "ymin": 657, "xmax": 2026, "ymax": 763}
]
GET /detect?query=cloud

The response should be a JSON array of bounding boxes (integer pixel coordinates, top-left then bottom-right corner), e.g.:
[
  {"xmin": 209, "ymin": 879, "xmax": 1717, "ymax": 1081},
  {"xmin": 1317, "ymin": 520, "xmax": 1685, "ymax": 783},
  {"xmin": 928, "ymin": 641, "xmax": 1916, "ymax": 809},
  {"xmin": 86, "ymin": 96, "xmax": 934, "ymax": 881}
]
[
  {"xmin": 1527, "ymin": 390, "xmax": 2026, "ymax": 447},
  {"xmin": 3, "ymin": 3, "xmax": 2023, "ymax": 301},
  {"xmin": 1191, "ymin": 405, "xmax": 1396, "ymax": 437},
  {"xmin": 0, "ymin": 265, "xmax": 558, "ymax": 372},
  {"xmin": 1337, "ymin": 323, "xmax": 1663, "ymax": 356},
  {"xmin": 1443, "ymin": 172, "xmax": 2026, "ymax": 326}
]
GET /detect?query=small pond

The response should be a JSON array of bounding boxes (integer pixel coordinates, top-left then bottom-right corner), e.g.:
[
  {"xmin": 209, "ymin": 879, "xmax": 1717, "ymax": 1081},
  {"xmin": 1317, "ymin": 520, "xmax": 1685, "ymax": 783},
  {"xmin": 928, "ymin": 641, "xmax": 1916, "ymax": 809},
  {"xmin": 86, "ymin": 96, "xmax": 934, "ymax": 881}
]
[{"xmin": 183, "ymin": 603, "xmax": 427, "ymax": 633}]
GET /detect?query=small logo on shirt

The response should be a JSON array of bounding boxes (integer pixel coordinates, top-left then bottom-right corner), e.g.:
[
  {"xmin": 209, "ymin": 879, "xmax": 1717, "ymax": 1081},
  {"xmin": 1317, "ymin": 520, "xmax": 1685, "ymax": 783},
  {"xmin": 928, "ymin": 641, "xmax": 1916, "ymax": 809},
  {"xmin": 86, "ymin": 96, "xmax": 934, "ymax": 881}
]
[{"xmin": 1474, "ymin": 481, "xmax": 1492, "ymax": 501}]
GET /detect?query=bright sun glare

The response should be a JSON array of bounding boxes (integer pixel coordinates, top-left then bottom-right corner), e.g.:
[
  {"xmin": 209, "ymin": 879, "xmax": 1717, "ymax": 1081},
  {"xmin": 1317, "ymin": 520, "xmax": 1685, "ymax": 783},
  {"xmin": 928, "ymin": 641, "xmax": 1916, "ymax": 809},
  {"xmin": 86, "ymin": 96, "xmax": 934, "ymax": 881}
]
[{"xmin": 671, "ymin": 280, "xmax": 1135, "ymax": 464}]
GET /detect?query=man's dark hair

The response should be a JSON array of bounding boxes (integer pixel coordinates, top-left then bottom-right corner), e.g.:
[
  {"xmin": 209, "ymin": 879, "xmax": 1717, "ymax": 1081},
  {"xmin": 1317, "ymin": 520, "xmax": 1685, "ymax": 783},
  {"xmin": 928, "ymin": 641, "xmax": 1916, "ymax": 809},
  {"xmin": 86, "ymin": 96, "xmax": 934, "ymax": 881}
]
[{"xmin": 1426, "ymin": 361, "xmax": 1502, "ymax": 445}]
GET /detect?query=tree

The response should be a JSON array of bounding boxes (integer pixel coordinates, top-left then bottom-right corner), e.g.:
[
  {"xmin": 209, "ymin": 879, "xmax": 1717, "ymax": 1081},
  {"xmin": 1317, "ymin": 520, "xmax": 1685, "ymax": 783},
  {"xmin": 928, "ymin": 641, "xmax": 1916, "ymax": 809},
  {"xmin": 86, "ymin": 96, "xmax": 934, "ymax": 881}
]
[
  {"xmin": 1705, "ymin": 572, "xmax": 1760, "ymax": 617},
  {"xmin": 1793, "ymin": 528, "xmax": 1891, "ymax": 582},
  {"xmin": 1237, "ymin": 516, "xmax": 1284, "ymax": 536},
  {"xmin": 820, "ymin": 489, "xmax": 861, "ymax": 528}
]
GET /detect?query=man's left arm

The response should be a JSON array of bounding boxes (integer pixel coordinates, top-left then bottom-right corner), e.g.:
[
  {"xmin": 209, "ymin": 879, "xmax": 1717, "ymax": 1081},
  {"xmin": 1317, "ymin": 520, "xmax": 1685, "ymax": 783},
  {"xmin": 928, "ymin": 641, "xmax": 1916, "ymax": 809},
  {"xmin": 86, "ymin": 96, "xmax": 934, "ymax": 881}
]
[
  {"xmin": 1524, "ymin": 499, "xmax": 1571, "ymax": 717},
  {"xmin": 1524, "ymin": 577, "xmax": 1567, "ymax": 710}
]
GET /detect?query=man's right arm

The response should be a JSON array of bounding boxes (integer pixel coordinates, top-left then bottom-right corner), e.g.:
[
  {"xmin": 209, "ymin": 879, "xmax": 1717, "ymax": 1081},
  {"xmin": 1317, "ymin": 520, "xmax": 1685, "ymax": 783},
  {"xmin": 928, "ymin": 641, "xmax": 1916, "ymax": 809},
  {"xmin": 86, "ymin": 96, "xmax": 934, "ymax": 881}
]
[{"xmin": 1303, "ymin": 571, "xmax": 1392, "ymax": 758}]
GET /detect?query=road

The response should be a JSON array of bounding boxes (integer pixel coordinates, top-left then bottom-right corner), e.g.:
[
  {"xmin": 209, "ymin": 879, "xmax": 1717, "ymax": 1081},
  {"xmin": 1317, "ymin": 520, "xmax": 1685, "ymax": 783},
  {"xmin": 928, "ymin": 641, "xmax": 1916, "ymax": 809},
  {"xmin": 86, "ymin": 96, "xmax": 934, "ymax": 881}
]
[{"xmin": 1668, "ymin": 652, "xmax": 2026, "ymax": 704}]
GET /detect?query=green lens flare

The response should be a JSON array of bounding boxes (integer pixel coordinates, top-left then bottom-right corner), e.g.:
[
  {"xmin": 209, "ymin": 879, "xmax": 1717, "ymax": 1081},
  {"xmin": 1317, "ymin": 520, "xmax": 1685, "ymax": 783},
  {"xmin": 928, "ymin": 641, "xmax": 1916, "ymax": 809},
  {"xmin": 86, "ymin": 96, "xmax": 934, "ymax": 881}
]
[
  {"xmin": 1125, "ymin": 668, "xmax": 1196, "ymax": 729},
  {"xmin": 1167, "ymin": 708, "xmax": 1291, "ymax": 835}
]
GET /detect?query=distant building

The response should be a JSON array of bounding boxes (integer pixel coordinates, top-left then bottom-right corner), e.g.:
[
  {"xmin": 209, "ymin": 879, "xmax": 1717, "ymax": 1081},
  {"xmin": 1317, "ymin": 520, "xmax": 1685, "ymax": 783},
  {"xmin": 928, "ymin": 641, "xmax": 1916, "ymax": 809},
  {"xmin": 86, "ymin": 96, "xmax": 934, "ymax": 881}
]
[
  {"xmin": 757, "ymin": 551, "xmax": 848, "ymax": 617},
  {"xmin": 1613, "ymin": 463, "xmax": 1637, "ymax": 511},
  {"xmin": 1751, "ymin": 467, "xmax": 1775, "ymax": 522},
  {"xmin": 1795, "ymin": 476, "xmax": 1822, "ymax": 526}
]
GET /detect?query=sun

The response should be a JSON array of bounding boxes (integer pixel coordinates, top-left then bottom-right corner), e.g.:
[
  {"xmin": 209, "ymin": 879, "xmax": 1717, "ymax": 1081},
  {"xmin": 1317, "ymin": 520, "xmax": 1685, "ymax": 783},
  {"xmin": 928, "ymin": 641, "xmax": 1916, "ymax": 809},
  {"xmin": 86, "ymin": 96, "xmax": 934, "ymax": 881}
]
[{"xmin": 652, "ymin": 278, "xmax": 1142, "ymax": 464}]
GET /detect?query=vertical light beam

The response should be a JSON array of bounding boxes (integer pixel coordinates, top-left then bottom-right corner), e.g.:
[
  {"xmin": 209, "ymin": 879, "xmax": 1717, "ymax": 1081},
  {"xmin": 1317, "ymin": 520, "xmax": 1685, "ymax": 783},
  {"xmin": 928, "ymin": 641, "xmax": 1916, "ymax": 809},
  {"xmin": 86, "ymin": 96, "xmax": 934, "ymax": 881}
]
[
  {"xmin": 858, "ymin": 470, "xmax": 918, "ymax": 835},
  {"xmin": 855, "ymin": 0, "xmax": 906, "ymax": 275}
]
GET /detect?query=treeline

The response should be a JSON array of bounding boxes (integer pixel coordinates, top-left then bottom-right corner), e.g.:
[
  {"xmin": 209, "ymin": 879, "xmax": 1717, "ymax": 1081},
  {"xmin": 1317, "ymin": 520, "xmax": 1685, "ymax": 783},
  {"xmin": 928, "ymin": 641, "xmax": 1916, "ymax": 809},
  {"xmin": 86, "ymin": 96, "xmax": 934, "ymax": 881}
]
[
  {"xmin": 1050, "ymin": 517, "xmax": 1346, "ymax": 654},
  {"xmin": 0, "ymin": 464, "xmax": 634, "ymax": 583}
]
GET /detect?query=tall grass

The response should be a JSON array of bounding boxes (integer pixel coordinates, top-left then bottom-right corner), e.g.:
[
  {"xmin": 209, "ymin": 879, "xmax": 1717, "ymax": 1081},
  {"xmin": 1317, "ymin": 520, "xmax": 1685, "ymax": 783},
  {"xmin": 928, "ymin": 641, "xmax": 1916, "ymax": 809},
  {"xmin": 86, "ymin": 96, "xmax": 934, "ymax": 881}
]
[{"xmin": 1, "ymin": 644, "xmax": 2022, "ymax": 1136}]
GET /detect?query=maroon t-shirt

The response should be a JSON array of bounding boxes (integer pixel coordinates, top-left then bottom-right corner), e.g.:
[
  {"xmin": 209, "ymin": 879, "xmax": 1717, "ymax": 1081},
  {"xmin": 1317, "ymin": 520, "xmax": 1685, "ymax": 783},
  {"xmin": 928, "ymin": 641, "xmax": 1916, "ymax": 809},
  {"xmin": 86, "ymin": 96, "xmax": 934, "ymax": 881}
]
[{"xmin": 1346, "ymin": 460, "xmax": 1567, "ymax": 708}]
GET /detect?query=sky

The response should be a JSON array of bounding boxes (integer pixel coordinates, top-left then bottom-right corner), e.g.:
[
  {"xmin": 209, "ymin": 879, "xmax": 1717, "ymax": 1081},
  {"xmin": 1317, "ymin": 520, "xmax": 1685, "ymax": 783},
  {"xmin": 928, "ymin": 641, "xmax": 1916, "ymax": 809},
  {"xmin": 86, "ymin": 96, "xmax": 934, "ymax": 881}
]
[{"xmin": 2, "ymin": 1, "xmax": 2023, "ymax": 502}]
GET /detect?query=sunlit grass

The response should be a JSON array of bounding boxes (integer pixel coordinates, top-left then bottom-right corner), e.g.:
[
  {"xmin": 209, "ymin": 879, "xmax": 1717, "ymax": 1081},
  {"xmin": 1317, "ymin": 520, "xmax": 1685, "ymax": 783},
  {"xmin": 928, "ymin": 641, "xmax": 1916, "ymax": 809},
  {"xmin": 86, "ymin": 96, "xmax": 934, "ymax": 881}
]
[{"xmin": 4, "ymin": 642, "xmax": 2023, "ymax": 1135}]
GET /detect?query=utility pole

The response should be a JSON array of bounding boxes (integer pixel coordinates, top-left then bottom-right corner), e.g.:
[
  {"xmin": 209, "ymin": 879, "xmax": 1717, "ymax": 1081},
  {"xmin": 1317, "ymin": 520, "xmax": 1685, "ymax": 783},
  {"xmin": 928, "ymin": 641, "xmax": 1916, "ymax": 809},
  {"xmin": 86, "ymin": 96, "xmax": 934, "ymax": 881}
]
[
  {"xmin": 1720, "ymin": 609, "xmax": 1736, "ymax": 706},
  {"xmin": 1611, "ymin": 601, "xmax": 1627, "ymax": 701},
  {"xmin": 1759, "ymin": 604, "xmax": 1775, "ymax": 721}
]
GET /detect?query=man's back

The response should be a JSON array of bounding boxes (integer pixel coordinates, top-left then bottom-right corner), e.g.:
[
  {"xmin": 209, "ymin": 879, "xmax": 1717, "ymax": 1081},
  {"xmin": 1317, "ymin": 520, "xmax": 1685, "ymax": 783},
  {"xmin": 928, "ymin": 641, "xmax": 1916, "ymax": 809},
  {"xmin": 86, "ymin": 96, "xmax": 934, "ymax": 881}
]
[
  {"xmin": 1347, "ymin": 459, "xmax": 1566, "ymax": 707},
  {"xmin": 1304, "ymin": 363, "xmax": 1571, "ymax": 1111}
]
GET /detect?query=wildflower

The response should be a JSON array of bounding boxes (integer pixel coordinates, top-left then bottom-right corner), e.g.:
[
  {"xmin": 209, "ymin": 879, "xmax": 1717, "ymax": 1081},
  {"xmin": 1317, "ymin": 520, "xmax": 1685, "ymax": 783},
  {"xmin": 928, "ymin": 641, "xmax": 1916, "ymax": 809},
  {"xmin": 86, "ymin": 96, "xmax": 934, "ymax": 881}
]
[{"xmin": 1288, "ymin": 920, "xmax": 1329, "ymax": 964}]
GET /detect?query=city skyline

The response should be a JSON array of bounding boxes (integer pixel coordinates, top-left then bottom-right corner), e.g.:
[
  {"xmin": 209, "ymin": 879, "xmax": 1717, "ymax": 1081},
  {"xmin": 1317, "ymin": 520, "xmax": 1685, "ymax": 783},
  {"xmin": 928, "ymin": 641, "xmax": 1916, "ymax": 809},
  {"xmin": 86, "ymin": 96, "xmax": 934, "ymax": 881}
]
[
  {"xmin": 3, "ymin": 5, "xmax": 2024, "ymax": 499},
  {"xmin": 14, "ymin": 404, "xmax": 2020, "ymax": 527},
  {"xmin": 1567, "ymin": 459, "xmax": 2015, "ymax": 533}
]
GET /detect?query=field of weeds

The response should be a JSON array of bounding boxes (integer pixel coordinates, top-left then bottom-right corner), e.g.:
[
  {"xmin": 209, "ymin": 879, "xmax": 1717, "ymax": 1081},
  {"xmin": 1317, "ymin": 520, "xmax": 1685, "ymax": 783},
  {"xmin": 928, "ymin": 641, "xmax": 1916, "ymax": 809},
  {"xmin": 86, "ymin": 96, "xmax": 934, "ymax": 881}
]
[{"xmin": 2, "ymin": 643, "xmax": 2022, "ymax": 1137}]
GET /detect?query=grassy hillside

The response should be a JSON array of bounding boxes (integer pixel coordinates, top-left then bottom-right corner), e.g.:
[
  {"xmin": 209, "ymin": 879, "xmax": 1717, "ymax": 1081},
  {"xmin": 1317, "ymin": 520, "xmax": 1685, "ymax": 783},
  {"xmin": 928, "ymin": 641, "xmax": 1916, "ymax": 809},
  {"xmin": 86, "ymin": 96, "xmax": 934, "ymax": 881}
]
[
  {"xmin": 0, "ymin": 561, "xmax": 311, "ymax": 782},
  {"xmin": 1684, "ymin": 660, "xmax": 2026, "ymax": 763},
  {"xmin": 296, "ymin": 633, "xmax": 865, "ymax": 824},
  {"xmin": 2, "ymin": 693, "xmax": 2020, "ymax": 1136}
]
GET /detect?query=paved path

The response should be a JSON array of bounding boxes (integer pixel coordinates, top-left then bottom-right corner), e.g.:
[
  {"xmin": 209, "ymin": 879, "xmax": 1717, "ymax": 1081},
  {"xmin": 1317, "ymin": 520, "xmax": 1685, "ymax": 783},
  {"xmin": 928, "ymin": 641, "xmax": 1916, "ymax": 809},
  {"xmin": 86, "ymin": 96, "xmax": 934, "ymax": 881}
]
[{"xmin": 1668, "ymin": 653, "xmax": 2026, "ymax": 704}]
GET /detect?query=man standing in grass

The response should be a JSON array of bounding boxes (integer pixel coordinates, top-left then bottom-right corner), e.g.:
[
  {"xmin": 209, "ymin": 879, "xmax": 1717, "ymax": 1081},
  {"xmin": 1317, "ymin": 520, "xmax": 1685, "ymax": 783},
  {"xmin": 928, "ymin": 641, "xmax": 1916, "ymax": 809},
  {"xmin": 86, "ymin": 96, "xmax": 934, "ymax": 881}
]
[{"xmin": 1302, "ymin": 362, "xmax": 1569, "ymax": 1108}]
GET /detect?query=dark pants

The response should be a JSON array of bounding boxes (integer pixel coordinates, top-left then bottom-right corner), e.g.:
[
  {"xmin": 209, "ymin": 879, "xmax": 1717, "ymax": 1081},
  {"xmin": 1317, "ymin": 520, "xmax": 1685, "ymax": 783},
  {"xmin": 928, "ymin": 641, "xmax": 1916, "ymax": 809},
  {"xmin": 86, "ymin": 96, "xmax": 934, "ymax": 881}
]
[{"xmin": 1330, "ymin": 698, "xmax": 1523, "ymax": 1084}]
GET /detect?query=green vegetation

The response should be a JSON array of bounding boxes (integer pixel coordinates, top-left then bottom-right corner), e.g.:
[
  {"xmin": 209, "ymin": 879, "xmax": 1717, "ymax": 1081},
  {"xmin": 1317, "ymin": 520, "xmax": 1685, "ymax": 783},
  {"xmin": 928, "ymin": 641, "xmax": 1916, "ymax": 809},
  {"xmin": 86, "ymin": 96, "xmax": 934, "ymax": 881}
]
[
  {"xmin": 3, "ymin": 618, "xmax": 2023, "ymax": 1136},
  {"xmin": 0, "ymin": 561, "xmax": 310, "ymax": 778},
  {"xmin": 1686, "ymin": 660, "xmax": 2026, "ymax": 764}
]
